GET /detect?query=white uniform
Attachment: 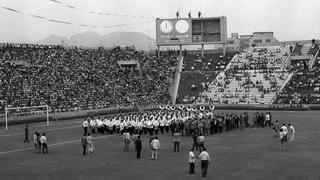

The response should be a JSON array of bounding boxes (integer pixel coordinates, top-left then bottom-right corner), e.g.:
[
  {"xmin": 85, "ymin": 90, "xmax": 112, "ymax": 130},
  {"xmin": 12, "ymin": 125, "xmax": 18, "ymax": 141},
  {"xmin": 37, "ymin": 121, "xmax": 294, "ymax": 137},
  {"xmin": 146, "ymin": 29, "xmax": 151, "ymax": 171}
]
[{"xmin": 289, "ymin": 125, "xmax": 295, "ymax": 142}]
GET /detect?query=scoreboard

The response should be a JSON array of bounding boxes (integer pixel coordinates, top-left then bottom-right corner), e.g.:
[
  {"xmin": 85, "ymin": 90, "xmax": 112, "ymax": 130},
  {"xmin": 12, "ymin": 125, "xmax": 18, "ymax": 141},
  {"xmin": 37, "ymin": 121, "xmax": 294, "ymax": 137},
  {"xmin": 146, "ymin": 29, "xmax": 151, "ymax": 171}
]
[{"xmin": 156, "ymin": 17, "xmax": 227, "ymax": 46}]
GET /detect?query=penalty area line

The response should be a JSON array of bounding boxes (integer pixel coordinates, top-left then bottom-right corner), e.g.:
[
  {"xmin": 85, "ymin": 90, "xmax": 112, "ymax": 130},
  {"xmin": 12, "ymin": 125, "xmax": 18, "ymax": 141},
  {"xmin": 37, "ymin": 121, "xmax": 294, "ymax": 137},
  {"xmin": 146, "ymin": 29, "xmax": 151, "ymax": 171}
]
[
  {"xmin": 0, "ymin": 125, "xmax": 81, "ymax": 137},
  {"xmin": 0, "ymin": 135, "xmax": 116, "ymax": 155}
]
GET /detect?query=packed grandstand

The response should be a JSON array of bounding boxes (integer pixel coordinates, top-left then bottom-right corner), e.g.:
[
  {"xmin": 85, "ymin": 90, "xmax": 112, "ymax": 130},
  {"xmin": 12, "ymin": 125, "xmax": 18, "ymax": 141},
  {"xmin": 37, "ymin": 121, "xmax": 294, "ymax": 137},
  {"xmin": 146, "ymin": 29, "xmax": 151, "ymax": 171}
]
[{"xmin": 0, "ymin": 41, "xmax": 320, "ymax": 117}]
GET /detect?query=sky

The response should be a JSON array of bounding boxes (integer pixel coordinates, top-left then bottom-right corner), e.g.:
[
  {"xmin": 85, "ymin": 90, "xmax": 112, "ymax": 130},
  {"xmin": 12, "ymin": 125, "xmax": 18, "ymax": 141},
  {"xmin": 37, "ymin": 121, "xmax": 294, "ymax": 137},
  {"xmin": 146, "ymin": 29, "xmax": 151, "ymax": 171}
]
[{"xmin": 0, "ymin": 0, "xmax": 319, "ymax": 43}]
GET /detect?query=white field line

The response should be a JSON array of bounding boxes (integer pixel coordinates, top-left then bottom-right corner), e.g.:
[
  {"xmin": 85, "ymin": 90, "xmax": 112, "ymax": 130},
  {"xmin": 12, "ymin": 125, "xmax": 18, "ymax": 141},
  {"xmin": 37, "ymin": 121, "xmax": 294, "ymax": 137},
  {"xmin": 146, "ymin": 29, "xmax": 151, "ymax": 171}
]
[
  {"xmin": 0, "ymin": 125, "xmax": 81, "ymax": 137},
  {"xmin": 0, "ymin": 135, "xmax": 115, "ymax": 155},
  {"xmin": 0, "ymin": 119, "xmax": 82, "ymax": 131}
]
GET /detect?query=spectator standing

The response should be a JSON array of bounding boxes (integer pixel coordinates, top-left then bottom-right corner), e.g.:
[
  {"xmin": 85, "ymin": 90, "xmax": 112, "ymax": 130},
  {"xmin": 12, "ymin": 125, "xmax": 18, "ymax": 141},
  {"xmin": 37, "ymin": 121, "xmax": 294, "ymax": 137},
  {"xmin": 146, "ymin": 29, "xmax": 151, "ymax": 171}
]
[
  {"xmin": 151, "ymin": 136, "xmax": 160, "ymax": 160},
  {"xmin": 81, "ymin": 133, "xmax": 88, "ymax": 155},
  {"xmin": 173, "ymin": 130, "xmax": 181, "ymax": 152},
  {"xmin": 87, "ymin": 133, "xmax": 94, "ymax": 154},
  {"xmin": 40, "ymin": 133, "xmax": 48, "ymax": 154},
  {"xmin": 24, "ymin": 125, "xmax": 29, "ymax": 143},
  {"xmin": 199, "ymin": 148, "xmax": 210, "ymax": 177},
  {"xmin": 188, "ymin": 148, "xmax": 195, "ymax": 174}
]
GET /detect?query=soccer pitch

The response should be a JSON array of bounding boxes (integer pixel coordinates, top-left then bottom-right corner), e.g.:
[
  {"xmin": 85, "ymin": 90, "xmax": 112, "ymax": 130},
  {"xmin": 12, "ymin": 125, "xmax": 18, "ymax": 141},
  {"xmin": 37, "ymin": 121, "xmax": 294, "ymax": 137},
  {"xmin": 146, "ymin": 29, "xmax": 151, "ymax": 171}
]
[{"xmin": 0, "ymin": 110, "xmax": 319, "ymax": 180}]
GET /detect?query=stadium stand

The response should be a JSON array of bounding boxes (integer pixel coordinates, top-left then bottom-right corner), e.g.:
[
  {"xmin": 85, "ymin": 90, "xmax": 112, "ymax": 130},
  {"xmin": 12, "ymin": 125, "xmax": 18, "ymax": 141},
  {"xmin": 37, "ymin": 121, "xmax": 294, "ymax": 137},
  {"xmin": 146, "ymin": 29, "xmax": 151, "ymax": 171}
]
[
  {"xmin": 177, "ymin": 51, "xmax": 237, "ymax": 103},
  {"xmin": 275, "ymin": 44, "xmax": 320, "ymax": 104},
  {"xmin": 0, "ymin": 43, "xmax": 177, "ymax": 113},
  {"xmin": 199, "ymin": 46, "xmax": 292, "ymax": 104}
]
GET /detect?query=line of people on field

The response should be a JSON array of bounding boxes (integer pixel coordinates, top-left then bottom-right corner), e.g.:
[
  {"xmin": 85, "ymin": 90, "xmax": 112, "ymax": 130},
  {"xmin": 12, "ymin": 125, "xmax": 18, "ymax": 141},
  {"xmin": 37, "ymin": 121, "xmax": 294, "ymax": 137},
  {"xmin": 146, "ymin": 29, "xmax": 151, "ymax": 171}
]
[{"xmin": 81, "ymin": 108, "xmax": 251, "ymax": 138}]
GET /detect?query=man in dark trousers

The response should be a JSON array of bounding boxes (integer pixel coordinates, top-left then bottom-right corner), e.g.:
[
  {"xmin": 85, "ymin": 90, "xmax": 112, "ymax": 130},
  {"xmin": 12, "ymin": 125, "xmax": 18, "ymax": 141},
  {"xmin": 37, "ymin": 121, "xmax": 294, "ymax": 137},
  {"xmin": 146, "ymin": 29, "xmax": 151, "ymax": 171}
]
[
  {"xmin": 188, "ymin": 148, "xmax": 195, "ymax": 174},
  {"xmin": 199, "ymin": 148, "xmax": 210, "ymax": 177},
  {"xmin": 40, "ymin": 133, "xmax": 48, "ymax": 154},
  {"xmin": 24, "ymin": 125, "xmax": 29, "ymax": 143},
  {"xmin": 135, "ymin": 136, "xmax": 142, "ymax": 159},
  {"xmin": 81, "ymin": 133, "xmax": 88, "ymax": 155}
]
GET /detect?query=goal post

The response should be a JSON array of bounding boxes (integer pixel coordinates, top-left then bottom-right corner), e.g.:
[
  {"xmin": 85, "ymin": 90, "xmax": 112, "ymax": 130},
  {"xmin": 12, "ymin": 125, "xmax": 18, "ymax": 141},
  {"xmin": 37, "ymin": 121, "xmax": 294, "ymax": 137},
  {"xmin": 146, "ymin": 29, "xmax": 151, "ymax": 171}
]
[{"xmin": 5, "ymin": 105, "xmax": 50, "ymax": 130}]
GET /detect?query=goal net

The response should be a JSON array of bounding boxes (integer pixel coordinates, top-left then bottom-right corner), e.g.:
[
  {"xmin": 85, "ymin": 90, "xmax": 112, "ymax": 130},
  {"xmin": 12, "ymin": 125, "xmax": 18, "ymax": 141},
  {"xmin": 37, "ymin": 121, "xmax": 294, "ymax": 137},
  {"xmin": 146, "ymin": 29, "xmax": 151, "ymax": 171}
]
[{"xmin": 5, "ymin": 105, "xmax": 50, "ymax": 130}]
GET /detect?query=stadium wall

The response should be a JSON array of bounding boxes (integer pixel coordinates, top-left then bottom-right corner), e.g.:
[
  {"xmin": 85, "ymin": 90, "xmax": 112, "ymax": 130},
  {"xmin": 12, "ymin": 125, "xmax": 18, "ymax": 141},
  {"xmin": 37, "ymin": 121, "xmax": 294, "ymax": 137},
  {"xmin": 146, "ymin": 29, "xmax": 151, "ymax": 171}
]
[{"xmin": 2, "ymin": 104, "xmax": 320, "ymax": 126}]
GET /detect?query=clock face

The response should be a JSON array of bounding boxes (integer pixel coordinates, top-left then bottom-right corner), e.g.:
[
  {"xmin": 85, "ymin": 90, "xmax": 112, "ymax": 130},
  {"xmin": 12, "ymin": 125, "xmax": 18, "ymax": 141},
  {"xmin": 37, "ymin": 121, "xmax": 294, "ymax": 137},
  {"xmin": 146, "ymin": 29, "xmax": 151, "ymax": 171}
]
[
  {"xmin": 175, "ymin": 20, "xmax": 189, "ymax": 34},
  {"xmin": 160, "ymin": 20, "xmax": 173, "ymax": 34}
]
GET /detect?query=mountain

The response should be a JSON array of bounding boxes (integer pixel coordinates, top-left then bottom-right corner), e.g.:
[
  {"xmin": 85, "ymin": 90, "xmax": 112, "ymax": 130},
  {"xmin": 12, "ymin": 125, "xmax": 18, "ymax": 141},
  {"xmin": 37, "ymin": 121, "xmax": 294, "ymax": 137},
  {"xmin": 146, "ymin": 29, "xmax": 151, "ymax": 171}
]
[
  {"xmin": 68, "ymin": 31, "xmax": 102, "ymax": 47},
  {"xmin": 35, "ymin": 34, "xmax": 68, "ymax": 46},
  {"xmin": 101, "ymin": 32, "xmax": 155, "ymax": 50},
  {"xmin": 35, "ymin": 31, "xmax": 155, "ymax": 50}
]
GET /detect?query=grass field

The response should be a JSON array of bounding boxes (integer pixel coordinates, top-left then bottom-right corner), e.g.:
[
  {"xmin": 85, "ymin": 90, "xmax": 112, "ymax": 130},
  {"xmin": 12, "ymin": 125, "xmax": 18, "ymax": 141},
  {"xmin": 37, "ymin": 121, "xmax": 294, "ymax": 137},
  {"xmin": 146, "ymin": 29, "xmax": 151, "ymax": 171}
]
[{"xmin": 0, "ymin": 110, "xmax": 320, "ymax": 180}]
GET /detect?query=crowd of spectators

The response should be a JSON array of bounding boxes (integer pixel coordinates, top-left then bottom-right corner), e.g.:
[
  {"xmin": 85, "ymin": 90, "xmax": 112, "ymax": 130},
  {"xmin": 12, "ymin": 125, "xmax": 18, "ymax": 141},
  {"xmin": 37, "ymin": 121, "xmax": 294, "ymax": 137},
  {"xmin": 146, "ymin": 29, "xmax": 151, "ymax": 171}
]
[
  {"xmin": 275, "ymin": 56, "xmax": 320, "ymax": 104},
  {"xmin": 182, "ymin": 51, "xmax": 236, "ymax": 72},
  {"xmin": 0, "ymin": 43, "xmax": 178, "ymax": 113},
  {"xmin": 199, "ymin": 46, "xmax": 290, "ymax": 104}
]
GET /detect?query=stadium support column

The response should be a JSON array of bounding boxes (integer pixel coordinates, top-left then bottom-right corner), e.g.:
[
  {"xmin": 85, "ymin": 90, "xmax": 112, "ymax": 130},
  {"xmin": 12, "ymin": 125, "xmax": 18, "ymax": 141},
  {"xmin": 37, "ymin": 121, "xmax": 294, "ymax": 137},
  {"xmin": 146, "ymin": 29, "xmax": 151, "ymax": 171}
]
[
  {"xmin": 157, "ymin": 45, "xmax": 160, "ymax": 57},
  {"xmin": 201, "ymin": 44, "xmax": 204, "ymax": 58},
  {"xmin": 223, "ymin": 43, "xmax": 226, "ymax": 57}
]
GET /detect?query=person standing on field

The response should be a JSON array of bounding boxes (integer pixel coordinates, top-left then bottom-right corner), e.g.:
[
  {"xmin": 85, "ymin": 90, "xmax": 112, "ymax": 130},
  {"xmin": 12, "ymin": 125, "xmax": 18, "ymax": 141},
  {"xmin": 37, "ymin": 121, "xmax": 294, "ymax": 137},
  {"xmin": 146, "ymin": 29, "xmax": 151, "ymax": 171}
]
[
  {"xmin": 40, "ymin": 133, "xmax": 48, "ymax": 154},
  {"xmin": 188, "ymin": 148, "xmax": 195, "ymax": 174},
  {"xmin": 173, "ymin": 130, "xmax": 181, "ymax": 152},
  {"xmin": 87, "ymin": 133, "xmax": 94, "ymax": 154},
  {"xmin": 123, "ymin": 130, "xmax": 131, "ymax": 151},
  {"xmin": 197, "ymin": 133, "xmax": 205, "ymax": 152},
  {"xmin": 151, "ymin": 136, "xmax": 160, "ymax": 160},
  {"xmin": 24, "ymin": 125, "xmax": 29, "ymax": 143},
  {"xmin": 33, "ymin": 131, "xmax": 38, "ymax": 152},
  {"xmin": 135, "ymin": 136, "xmax": 142, "ymax": 159},
  {"xmin": 279, "ymin": 128, "xmax": 286, "ymax": 150},
  {"xmin": 199, "ymin": 148, "xmax": 210, "ymax": 177},
  {"xmin": 289, "ymin": 124, "xmax": 295, "ymax": 142},
  {"xmin": 81, "ymin": 133, "xmax": 88, "ymax": 155}
]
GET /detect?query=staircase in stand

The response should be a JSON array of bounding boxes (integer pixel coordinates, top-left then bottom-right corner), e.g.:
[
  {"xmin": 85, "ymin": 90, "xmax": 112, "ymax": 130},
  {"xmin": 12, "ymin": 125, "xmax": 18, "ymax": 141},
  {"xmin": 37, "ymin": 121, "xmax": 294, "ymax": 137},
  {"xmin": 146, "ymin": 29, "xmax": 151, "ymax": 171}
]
[{"xmin": 171, "ymin": 55, "xmax": 184, "ymax": 104}]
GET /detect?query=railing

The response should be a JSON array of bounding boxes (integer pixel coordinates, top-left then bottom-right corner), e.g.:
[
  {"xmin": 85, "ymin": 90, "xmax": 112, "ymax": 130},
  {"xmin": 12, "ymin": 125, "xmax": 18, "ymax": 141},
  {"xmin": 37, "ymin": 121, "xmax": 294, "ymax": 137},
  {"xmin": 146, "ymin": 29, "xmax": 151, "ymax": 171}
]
[
  {"xmin": 309, "ymin": 49, "xmax": 319, "ymax": 69},
  {"xmin": 270, "ymin": 72, "xmax": 294, "ymax": 104}
]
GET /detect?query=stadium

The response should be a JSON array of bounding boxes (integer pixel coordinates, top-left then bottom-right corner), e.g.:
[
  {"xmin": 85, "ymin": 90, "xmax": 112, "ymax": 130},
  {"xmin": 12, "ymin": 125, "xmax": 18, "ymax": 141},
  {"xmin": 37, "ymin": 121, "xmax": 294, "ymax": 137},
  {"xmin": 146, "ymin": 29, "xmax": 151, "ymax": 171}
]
[{"xmin": 0, "ymin": 0, "xmax": 320, "ymax": 180}]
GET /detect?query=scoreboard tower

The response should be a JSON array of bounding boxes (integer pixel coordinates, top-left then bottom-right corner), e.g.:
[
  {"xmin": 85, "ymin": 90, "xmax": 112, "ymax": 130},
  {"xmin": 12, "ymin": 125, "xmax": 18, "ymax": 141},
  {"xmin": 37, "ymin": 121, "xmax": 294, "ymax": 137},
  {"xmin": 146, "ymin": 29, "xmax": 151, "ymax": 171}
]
[{"xmin": 156, "ymin": 16, "xmax": 227, "ymax": 57}]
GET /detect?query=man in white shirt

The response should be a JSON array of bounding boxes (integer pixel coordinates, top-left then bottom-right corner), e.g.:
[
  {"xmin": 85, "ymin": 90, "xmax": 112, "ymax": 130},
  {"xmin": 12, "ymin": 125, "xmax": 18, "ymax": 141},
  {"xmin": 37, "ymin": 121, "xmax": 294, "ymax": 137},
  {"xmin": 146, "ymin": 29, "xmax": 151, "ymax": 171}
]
[
  {"xmin": 280, "ymin": 124, "xmax": 288, "ymax": 142},
  {"xmin": 150, "ymin": 136, "xmax": 160, "ymax": 160},
  {"xmin": 289, "ymin": 123, "xmax": 295, "ymax": 142},
  {"xmin": 82, "ymin": 119, "xmax": 88, "ymax": 135},
  {"xmin": 123, "ymin": 130, "xmax": 131, "ymax": 152},
  {"xmin": 188, "ymin": 148, "xmax": 195, "ymax": 174},
  {"xmin": 40, "ymin": 133, "xmax": 48, "ymax": 154},
  {"xmin": 199, "ymin": 148, "xmax": 210, "ymax": 177},
  {"xmin": 197, "ymin": 133, "xmax": 205, "ymax": 152}
]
